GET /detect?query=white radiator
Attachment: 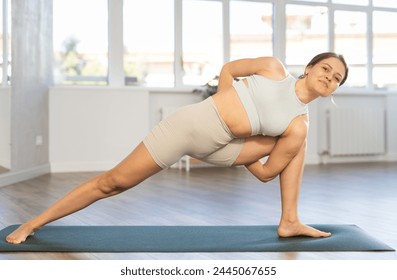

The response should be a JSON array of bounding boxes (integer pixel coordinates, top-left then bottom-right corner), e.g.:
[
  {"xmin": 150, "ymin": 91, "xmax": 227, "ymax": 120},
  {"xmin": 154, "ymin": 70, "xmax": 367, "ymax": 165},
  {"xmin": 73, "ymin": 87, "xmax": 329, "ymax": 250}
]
[{"xmin": 327, "ymin": 107, "xmax": 386, "ymax": 156}]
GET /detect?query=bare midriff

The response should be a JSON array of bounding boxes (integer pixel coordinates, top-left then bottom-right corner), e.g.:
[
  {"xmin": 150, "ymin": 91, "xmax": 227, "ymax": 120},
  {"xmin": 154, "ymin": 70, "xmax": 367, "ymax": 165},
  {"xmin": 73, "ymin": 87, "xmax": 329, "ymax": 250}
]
[{"xmin": 211, "ymin": 84, "xmax": 253, "ymax": 138}]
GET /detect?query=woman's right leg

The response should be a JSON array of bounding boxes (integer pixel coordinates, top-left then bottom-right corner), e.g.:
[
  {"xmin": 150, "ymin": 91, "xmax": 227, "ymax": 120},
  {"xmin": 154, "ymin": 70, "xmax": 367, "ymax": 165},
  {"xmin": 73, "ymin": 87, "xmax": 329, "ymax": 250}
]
[
  {"xmin": 6, "ymin": 142, "xmax": 162, "ymax": 244},
  {"xmin": 232, "ymin": 136, "xmax": 331, "ymax": 238}
]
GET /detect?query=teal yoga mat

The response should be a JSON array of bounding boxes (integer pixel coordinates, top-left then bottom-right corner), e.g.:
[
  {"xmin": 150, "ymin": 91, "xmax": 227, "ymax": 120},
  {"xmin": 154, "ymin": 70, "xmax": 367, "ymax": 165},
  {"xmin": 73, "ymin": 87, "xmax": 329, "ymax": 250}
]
[{"xmin": 0, "ymin": 224, "xmax": 394, "ymax": 252}]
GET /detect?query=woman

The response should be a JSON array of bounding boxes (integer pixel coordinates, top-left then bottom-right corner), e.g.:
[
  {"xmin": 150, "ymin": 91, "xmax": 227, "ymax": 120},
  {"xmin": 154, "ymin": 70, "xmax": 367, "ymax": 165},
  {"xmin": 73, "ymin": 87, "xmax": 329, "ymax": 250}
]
[{"xmin": 6, "ymin": 52, "xmax": 348, "ymax": 244}]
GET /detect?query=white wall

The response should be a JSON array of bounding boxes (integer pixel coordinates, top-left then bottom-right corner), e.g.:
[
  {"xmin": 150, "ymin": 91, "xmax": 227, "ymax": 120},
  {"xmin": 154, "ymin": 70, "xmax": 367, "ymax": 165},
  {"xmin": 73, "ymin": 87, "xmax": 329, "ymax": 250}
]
[
  {"xmin": 48, "ymin": 87, "xmax": 203, "ymax": 172},
  {"xmin": 48, "ymin": 87, "xmax": 397, "ymax": 173},
  {"xmin": 49, "ymin": 87, "xmax": 150, "ymax": 172}
]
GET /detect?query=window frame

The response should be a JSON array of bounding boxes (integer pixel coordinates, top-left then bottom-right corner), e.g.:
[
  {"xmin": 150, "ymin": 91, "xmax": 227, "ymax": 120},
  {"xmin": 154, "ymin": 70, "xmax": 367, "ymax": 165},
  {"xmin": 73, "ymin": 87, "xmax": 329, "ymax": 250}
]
[{"xmin": 50, "ymin": 0, "xmax": 397, "ymax": 91}]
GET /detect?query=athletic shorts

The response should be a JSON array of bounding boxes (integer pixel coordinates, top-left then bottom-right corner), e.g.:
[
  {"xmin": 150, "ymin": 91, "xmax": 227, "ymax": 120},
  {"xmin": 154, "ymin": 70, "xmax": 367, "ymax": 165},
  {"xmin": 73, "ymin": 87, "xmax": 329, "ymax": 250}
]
[{"xmin": 143, "ymin": 97, "xmax": 244, "ymax": 169}]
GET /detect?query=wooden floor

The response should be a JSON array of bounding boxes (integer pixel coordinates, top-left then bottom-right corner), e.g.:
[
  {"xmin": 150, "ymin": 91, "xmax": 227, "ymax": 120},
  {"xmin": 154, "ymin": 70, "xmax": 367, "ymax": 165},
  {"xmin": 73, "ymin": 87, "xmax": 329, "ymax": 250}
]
[{"xmin": 0, "ymin": 162, "xmax": 396, "ymax": 260}]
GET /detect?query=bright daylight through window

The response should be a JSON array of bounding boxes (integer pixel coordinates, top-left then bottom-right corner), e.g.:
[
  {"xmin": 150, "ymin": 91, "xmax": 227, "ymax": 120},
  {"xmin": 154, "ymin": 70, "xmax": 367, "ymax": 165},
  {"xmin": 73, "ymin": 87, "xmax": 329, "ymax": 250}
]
[{"xmin": 51, "ymin": 0, "xmax": 397, "ymax": 90}]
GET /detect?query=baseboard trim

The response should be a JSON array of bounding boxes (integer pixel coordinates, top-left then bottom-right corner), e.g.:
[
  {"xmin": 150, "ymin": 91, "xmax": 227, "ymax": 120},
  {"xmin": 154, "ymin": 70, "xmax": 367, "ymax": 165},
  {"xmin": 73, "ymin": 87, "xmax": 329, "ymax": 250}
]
[
  {"xmin": 50, "ymin": 161, "xmax": 118, "ymax": 173},
  {"xmin": 0, "ymin": 164, "xmax": 51, "ymax": 188},
  {"xmin": 319, "ymin": 154, "xmax": 394, "ymax": 164}
]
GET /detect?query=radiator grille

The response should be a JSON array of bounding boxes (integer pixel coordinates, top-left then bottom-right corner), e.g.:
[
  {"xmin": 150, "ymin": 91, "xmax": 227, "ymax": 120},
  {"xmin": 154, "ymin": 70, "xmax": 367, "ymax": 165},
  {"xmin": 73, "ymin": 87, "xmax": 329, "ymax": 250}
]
[{"xmin": 327, "ymin": 107, "xmax": 386, "ymax": 156}]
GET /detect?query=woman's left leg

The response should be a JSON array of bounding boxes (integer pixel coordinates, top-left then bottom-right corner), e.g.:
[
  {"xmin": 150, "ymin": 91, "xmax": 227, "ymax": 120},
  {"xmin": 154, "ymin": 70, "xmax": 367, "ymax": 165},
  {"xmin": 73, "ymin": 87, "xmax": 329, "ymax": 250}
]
[
  {"xmin": 276, "ymin": 141, "xmax": 331, "ymax": 238},
  {"xmin": 6, "ymin": 142, "xmax": 163, "ymax": 244}
]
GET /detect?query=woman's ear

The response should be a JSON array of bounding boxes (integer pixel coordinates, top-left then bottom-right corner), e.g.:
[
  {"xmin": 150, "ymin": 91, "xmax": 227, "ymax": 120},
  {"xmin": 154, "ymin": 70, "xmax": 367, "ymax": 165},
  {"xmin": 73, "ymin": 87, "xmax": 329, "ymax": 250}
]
[{"xmin": 305, "ymin": 65, "xmax": 313, "ymax": 76}]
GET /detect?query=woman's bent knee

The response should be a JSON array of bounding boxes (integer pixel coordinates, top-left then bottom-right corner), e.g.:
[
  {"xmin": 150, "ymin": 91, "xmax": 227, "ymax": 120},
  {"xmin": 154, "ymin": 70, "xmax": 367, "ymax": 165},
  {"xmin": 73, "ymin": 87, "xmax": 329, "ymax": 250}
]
[{"xmin": 95, "ymin": 143, "xmax": 163, "ymax": 197}]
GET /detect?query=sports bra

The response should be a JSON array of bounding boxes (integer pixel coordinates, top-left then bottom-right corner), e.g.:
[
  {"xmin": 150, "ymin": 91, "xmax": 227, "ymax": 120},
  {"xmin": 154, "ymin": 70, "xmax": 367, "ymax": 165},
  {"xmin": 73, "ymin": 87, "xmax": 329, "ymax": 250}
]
[{"xmin": 232, "ymin": 74, "xmax": 308, "ymax": 136}]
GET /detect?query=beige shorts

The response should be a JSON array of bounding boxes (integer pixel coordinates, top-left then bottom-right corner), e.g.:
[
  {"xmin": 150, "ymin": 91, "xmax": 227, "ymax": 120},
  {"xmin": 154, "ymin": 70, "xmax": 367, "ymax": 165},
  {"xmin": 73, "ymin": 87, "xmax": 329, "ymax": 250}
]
[{"xmin": 143, "ymin": 97, "xmax": 244, "ymax": 169}]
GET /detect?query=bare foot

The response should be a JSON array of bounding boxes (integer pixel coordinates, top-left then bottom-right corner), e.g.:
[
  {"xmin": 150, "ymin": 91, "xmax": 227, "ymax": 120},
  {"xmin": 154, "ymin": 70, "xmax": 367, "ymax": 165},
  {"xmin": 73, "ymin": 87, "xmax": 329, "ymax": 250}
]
[
  {"xmin": 278, "ymin": 221, "xmax": 331, "ymax": 238},
  {"xmin": 6, "ymin": 224, "xmax": 36, "ymax": 244}
]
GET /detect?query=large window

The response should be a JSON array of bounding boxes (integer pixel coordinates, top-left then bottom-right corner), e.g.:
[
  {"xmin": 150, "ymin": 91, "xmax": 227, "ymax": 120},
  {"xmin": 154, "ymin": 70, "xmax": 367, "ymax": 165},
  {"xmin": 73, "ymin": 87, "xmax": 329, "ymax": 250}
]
[
  {"xmin": 53, "ymin": 0, "xmax": 108, "ymax": 85},
  {"xmin": 373, "ymin": 11, "xmax": 397, "ymax": 89},
  {"xmin": 294, "ymin": 0, "xmax": 327, "ymax": 2},
  {"xmin": 50, "ymin": 0, "xmax": 397, "ymax": 90},
  {"xmin": 332, "ymin": 0, "xmax": 369, "ymax": 5},
  {"xmin": 334, "ymin": 10, "xmax": 367, "ymax": 87},
  {"xmin": 373, "ymin": 0, "xmax": 397, "ymax": 8},
  {"xmin": 286, "ymin": 4, "xmax": 328, "ymax": 77},
  {"xmin": 230, "ymin": 1, "xmax": 273, "ymax": 61},
  {"xmin": 123, "ymin": 0, "xmax": 174, "ymax": 87},
  {"xmin": 182, "ymin": 0, "xmax": 223, "ymax": 86}
]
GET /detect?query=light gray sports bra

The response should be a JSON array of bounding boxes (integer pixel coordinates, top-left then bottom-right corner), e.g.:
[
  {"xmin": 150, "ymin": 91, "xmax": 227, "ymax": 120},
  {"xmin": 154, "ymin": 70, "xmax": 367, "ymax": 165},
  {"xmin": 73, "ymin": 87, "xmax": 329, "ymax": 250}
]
[{"xmin": 232, "ymin": 74, "xmax": 308, "ymax": 136}]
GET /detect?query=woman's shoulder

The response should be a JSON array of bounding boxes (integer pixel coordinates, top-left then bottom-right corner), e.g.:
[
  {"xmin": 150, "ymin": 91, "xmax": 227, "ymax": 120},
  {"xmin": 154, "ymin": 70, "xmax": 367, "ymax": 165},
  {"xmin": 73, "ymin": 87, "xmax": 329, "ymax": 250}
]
[{"xmin": 255, "ymin": 57, "xmax": 289, "ymax": 80}]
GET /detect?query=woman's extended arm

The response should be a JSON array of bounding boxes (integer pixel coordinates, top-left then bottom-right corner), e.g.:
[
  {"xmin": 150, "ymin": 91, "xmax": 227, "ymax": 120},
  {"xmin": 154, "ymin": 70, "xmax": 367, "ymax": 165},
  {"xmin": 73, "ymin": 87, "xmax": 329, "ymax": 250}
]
[
  {"xmin": 217, "ymin": 57, "xmax": 287, "ymax": 92},
  {"xmin": 245, "ymin": 115, "xmax": 308, "ymax": 182}
]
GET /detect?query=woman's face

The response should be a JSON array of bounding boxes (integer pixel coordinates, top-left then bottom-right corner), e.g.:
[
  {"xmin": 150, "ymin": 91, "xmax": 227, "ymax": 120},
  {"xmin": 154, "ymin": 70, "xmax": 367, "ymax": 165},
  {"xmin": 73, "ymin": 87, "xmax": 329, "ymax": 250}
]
[{"xmin": 306, "ymin": 57, "xmax": 346, "ymax": 97}]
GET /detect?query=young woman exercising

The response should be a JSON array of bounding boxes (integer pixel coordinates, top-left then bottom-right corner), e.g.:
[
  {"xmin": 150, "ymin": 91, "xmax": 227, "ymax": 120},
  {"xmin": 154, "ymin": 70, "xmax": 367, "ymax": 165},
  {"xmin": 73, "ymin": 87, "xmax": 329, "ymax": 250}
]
[{"xmin": 6, "ymin": 52, "xmax": 348, "ymax": 244}]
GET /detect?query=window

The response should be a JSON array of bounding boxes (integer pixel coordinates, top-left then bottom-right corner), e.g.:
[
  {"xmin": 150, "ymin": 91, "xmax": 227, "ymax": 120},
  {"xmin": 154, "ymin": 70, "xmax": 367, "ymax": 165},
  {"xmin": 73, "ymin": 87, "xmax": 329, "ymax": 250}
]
[
  {"xmin": 50, "ymin": 0, "xmax": 397, "ymax": 90},
  {"xmin": 334, "ymin": 10, "xmax": 367, "ymax": 87},
  {"xmin": 293, "ymin": 0, "xmax": 327, "ymax": 2},
  {"xmin": 373, "ymin": 11, "xmax": 397, "ymax": 89},
  {"xmin": 332, "ymin": 0, "xmax": 369, "ymax": 5},
  {"xmin": 373, "ymin": 0, "xmax": 397, "ymax": 8},
  {"xmin": 182, "ymin": 0, "xmax": 223, "ymax": 86},
  {"xmin": 123, "ymin": 0, "xmax": 174, "ymax": 87},
  {"xmin": 286, "ymin": 5, "xmax": 328, "ymax": 77},
  {"xmin": 230, "ymin": 1, "xmax": 273, "ymax": 61},
  {"xmin": 53, "ymin": 0, "xmax": 108, "ymax": 85}
]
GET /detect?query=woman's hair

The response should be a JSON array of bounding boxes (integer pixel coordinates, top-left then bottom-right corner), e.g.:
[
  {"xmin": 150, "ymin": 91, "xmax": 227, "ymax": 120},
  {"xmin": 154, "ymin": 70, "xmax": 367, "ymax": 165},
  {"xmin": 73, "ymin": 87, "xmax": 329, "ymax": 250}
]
[{"xmin": 299, "ymin": 52, "xmax": 349, "ymax": 86}]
